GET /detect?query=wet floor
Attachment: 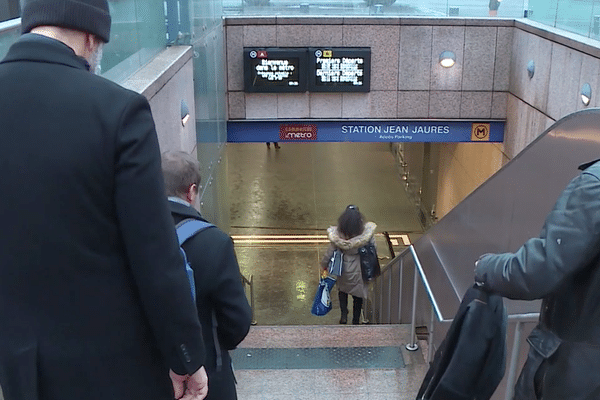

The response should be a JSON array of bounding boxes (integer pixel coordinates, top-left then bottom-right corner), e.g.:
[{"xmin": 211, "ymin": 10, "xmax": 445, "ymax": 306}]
[{"xmin": 227, "ymin": 142, "xmax": 424, "ymax": 325}]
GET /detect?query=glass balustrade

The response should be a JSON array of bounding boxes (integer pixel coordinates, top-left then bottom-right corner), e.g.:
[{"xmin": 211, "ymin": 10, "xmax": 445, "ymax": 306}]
[{"xmin": 5, "ymin": 0, "xmax": 600, "ymax": 77}]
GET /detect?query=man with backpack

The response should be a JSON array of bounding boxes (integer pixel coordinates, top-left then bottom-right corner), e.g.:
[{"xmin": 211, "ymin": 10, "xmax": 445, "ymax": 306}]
[{"xmin": 161, "ymin": 151, "xmax": 253, "ymax": 400}]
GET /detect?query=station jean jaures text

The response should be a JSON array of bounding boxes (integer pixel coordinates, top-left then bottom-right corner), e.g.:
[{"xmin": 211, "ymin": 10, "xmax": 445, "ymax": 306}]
[{"xmin": 342, "ymin": 124, "xmax": 451, "ymax": 140}]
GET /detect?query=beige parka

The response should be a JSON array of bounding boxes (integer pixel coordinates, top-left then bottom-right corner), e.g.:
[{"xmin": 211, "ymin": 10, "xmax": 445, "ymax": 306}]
[{"xmin": 320, "ymin": 222, "xmax": 377, "ymax": 299}]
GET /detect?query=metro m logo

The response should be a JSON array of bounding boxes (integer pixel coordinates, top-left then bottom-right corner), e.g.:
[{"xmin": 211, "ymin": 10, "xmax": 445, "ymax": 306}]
[{"xmin": 471, "ymin": 123, "xmax": 490, "ymax": 141}]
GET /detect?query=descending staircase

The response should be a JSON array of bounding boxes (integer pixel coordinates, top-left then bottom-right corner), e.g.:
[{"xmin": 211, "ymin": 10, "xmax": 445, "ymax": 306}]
[{"xmin": 232, "ymin": 324, "xmax": 428, "ymax": 399}]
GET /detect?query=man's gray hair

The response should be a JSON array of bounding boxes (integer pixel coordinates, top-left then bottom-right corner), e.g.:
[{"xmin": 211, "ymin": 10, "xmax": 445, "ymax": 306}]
[{"xmin": 161, "ymin": 151, "xmax": 201, "ymax": 198}]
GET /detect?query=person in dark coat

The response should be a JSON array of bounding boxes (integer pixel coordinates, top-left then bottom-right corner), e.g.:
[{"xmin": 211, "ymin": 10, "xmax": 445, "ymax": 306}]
[
  {"xmin": 475, "ymin": 159, "xmax": 600, "ymax": 400},
  {"xmin": 162, "ymin": 151, "xmax": 253, "ymax": 400},
  {"xmin": 417, "ymin": 285, "xmax": 507, "ymax": 400},
  {"xmin": 0, "ymin": 1, "xmax": 208, "ymax": 399}
]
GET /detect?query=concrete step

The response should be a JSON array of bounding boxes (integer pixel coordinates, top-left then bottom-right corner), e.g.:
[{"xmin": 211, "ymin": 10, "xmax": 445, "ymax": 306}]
[{"xmin": 233, "ymin": 324, "xmax": 428, "ymax": 400}]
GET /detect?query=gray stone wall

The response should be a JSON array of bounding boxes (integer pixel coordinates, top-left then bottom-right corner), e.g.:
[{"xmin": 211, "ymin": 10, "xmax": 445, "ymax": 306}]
[{"xmin": 225, "ymin": 17, "xmax": 513, "ymax": 121}]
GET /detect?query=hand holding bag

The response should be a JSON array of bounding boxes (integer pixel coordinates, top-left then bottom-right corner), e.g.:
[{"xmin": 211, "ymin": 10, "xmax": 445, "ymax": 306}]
[
  {"xmin": 311, "ymin": 275, "xmax": 337, "ymax": 316},
  {"xmin": 359, "ymin": 242, "xmax": 381, "ymax": 282}
]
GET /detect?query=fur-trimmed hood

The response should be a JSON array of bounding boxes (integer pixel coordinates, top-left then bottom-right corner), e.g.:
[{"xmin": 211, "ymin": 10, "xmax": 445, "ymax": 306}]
[{"xmin": 327, "ymin": 222, "xmax": 377, "ymax": 251}]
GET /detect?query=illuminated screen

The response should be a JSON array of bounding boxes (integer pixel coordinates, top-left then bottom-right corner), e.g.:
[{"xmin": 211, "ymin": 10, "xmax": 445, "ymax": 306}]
[
  {"xmin": 244, "ymin": 48, "xmax": 308, "ymax": 93},
  {"xmin": 308, "ymin": 47, "xmax": 371, "ymax": 92}
]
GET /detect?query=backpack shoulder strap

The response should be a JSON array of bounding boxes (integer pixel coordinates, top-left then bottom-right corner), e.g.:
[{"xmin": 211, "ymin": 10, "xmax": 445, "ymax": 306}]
[{"xmin": 175, "ymin": 218, "xmax": 215, "ymax": 245}]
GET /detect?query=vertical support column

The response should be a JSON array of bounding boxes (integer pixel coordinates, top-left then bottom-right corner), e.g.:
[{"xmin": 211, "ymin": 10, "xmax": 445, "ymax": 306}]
[
  {"xmin": 179, "ymin": 0, "xmax": 191, "ymax": 43},
  {"xmin": 504, "ymin": 321, "xmax": 524, "ymax": 400},
  {"xmin": 165, "ymin": 0, "xmax": 180, "ymax": 45},
  {"xmin": 406, "ymin": 262, "xmax": 419, "ymax": 351},
  {"xmin": 427, "ymin": 306, "xmax": 435, "ymax": 363}
]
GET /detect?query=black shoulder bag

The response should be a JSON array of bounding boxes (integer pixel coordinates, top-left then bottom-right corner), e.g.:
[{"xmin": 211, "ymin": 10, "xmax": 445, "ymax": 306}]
[{"xmin": 358, "ymin": 243, "xmax": 381, "ymax": 282}]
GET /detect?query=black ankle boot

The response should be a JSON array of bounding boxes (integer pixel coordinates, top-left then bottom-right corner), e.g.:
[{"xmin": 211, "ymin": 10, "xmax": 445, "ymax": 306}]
[
  {"xmin": 338, "ymin": 291, "xmax": 349, "ymax": 324},
  {"xmin": 352, "ymin": 296, "xmax": 363, "ymax": 325}
]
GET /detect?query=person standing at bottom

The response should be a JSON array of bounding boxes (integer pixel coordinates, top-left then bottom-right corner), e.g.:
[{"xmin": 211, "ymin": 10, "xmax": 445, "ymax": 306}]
[
  {"xmin": 162, "ymin": 151, "xmax": 253, "ymax": 400},
  {"xmin": 321, "ymin": 205, "xmax": 377, "ymax": 325}
]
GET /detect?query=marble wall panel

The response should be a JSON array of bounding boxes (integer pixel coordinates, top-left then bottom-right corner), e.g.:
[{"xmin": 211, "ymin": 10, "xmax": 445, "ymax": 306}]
[
  {"xmin": 370, "ymin": 91, "xmax": 398, "ymax": 118},
  {"xmin": 343, "ymin": 25, "xmax": 400, "ymax": 91},
  {"xmin": 546, "ymin": 44, "xmax": 582, "ymax": 120},
  {"xmin": 243, "ymin": 25, "xmax": 277, "ymax": 47},
  {"xmin": 226, "ymin": 26, "xmax": 244, "ymax": 91},
  {"xmin": 342, "ymin": 93, "xmax": 371, "ymax": 118},
  {"xmin": 494, "ymin": 26, "xmax": 513, "ymax": 92},
  {"xmin": 398, "ymin": 25, "xmax": 433, "ymax": 91},
  {"xmin": 462, "ymin": 27, "xmax": 497, "ymax": 91},
  {"xmin": 398, "ymin": 91, "xmax": 429, "ymax": 118},
  {"xmin": 491, "ymin": 92, "xmax": 508, "ymax": 119},
  {"xmin": 503, "ymin": 94, "xmax": 555, "ymax": 159},
  {"xmin": 149, "ymin": 60, "xmax": 196, "ymax": 153},
  {"xmin": 228, "ymin": 91, "xmax": 246, "ymax": 119},
  {"xmin": 276, "ymin": 25, "xmax": 311, "ymax": 47},
  {"xmin": 245, "ymin": 93, "xmax": 278, "ymax": 119},
  {"xmin": 431, "ymin": 26, "xmax": 465, "ymax": 91},
  {"xmin": 577, "ymin": 53, "xmax": 600, "ymax": 111},
  {"xmin": 277, "ymin": 93, "xmax": 310, "ymax": 118},
  {"xmin": 526, "ymin": 35, "xmax": 553, "ymax": 114},
  {"xmin": 309, "ymin": 24, "xmax": 344, "ymax": 46},
  {"xmin": 429, "ymin": 91, "xmax": 461, "ymax": 118},
  {"xmin": 309, "ymin": 93, "xmax": 342, "ymax": 118},
  {"xmin": 460, "ymin": 91, "xmax": 492, "ymax": 119}
]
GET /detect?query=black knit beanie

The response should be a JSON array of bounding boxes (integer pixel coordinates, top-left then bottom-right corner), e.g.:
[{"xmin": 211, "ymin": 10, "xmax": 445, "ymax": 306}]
[{"xmin": 21, "ymin": 0, "xmax": 111, "ymax": 43}]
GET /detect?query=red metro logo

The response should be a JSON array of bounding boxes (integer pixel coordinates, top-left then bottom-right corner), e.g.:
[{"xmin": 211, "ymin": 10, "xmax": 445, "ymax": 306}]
[{"xmin": 279, "ymin": 124, "xmax": 318, "ymax": 141}]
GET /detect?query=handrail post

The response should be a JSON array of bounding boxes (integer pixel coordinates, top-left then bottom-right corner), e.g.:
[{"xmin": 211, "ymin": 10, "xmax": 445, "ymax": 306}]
[
  {"xmin": 406, "ymin": 259, "xmax": 419, "ymax": 351},
  {"xmin": 427, "ymin": 306, "xmax": 435, "ymax": 363},
  {"xmin": 504, "ymin": 321, "xmax": 524, "ymax": 400},
  {"xmin": 250, "ymin": 275, "xmax": 257, "ymax": 325},
  {"xmin": 387, "ymin": 267, "xmax": 392, "ymax": 323}
]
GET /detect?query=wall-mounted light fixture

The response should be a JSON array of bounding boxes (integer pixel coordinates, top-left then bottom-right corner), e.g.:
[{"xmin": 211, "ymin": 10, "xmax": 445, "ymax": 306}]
[
  {"xmin": 181, "ymin": 100, "xmax": 190, "ymax": 127},
  {"xmin": 527, "ymin": 60, "xmax": 535, "ymax": 79},
  {"xmin": 439, "ymin": 51, "xmax": 456, "ymax": 68},
  {"xmin": 581, "ymin": 83, "xmax": 592, "ymax": 106}
]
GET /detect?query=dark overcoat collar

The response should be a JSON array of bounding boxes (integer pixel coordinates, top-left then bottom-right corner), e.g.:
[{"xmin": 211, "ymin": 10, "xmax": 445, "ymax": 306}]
[{"xmin": 1, "ymin": 33, "xmax": 91, "ymax": 71}]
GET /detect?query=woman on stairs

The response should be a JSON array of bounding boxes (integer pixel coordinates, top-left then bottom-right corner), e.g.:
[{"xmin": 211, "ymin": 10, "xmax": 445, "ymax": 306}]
[{"xmin": 321, "ymin": 205, "xmax": 377, "ymax": 325}]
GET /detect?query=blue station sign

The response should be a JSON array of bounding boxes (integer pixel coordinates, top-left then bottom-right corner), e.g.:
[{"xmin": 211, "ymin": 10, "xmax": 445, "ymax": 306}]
[{"xmin": 227, "ymin": 120, "xmax": 504, "ymax": 143}]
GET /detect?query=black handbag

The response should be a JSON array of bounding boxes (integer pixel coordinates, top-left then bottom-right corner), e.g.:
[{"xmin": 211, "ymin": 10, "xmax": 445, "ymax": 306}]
[{"xmin": 358, "ymin": 243, "xmax": 381, "ymax": 282}]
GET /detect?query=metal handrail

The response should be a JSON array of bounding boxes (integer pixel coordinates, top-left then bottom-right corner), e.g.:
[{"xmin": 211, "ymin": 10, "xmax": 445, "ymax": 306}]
[
  {"xmin": 403, "ymin": 244, "xmax": 540, "ymax": 400},
  {"xmin": 382, "ymin": 231, "xmax": 395, "ymax": 259},
  {"xmin": 0, "ymin": 18, "xmax": 20, "ymax": 34},
  {"xmin": 240, "ymin": 273, "xmax": 257, "ymax": 325}
]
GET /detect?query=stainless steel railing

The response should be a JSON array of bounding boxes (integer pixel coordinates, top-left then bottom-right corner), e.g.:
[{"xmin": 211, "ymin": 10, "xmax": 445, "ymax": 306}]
[{"xmin": 403, "ymin": 244, "xmax": 539, "ymax": 400}]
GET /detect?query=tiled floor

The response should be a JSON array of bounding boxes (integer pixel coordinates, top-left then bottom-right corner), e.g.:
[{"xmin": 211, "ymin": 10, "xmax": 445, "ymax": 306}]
[
  {"xmin": 227, "ymin": 142, "xmax": 423, "ymax": 326},
  {"xmin": 234, "ymin": 325, "xmax": 428, "ymax": 400}
]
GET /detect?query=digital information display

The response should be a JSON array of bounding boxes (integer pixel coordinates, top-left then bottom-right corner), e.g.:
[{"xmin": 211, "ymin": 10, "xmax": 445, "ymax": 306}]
[
  {"xmin": 308, "ymin": 47, "xmax": 371, "ymax": 92},
  {"xmin": 244, "ymin": 48, "xmax": 307, "ymax": 93}
]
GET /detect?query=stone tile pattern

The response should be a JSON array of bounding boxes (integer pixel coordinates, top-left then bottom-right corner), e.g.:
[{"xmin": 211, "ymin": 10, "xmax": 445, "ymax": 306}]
[
  {"xmin": 226, "ymin": 17, "xmax": 600, "ymax": 160},
  {"xmin": 235, "ymin": 325, "xmax": 427, "ymax": 400},
  {"xmin": 225, "ymin": 19, "xmax": 513, "ymax": 122}
]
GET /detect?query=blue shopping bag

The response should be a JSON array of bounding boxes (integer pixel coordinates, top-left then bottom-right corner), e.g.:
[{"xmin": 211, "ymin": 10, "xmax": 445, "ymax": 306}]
[{"xmin": 311, "ymin": 276, "xmax": 337, "ymax": 316}]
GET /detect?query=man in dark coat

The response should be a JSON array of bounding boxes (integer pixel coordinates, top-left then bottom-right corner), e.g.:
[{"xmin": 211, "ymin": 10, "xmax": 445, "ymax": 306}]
[
  {"xmin": 0, "ymin": 1, "xmax": 208, "ymax": 399},
  {"xmin": 162, "ymin": 151, "xmax": 253, "ymax": 400},
  {"xmin": 475, "ymin": 159, "xmax": 600, "ymax": 399}
]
